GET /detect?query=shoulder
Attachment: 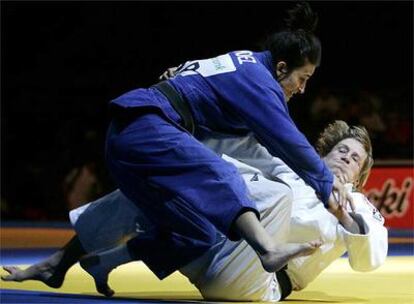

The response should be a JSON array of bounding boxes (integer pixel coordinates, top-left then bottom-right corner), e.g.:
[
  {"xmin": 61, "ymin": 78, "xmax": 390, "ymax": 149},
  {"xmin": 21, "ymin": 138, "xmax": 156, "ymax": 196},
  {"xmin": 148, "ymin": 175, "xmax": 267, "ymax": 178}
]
[
  {"xmin": 227, "ymin": 50, "xmax": 283, "ymax": 93},
  {"xmin": 228, "ymin": 50, "xmax": 273, "ymax": 74}
]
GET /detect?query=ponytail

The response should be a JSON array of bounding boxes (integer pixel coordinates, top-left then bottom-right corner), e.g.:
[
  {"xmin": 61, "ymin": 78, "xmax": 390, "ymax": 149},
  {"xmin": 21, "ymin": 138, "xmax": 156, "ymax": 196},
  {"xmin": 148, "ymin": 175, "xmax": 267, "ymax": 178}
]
[
  {"xmin": 285, "ymin": 1, "xmax": 319, "ymax": 33},
  {"xmin": 264, "ymin": 2, "xmax": 321, "ymax": 72}
]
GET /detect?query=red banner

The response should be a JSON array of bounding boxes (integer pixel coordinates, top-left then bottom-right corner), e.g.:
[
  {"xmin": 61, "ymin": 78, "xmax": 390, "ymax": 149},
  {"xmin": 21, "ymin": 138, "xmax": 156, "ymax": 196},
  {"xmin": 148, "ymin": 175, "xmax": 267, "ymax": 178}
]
[{"xmin": 363, "ymin": 167, "xmax": 414, "ymax": 229}]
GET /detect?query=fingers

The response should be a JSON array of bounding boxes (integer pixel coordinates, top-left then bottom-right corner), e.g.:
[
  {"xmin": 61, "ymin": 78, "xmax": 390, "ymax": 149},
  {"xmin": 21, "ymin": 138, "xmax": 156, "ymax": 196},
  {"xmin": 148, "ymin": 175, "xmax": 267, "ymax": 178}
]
[
  {"xmin": 333, "ymin": 173, "xmax": 346, "ymax": 185},
  {"xmin": 339, "ymin": 186, "xmax": 347, "ymax": 209},
  {"xmin": 347, "ymin": 192, "xmax": 356, "ymax": 213},
  {"xmin": 327, "ymin": 192, "xmax": 339, "ymax": 214},
  {"xmin": 158, "ymin": 67, "xmax": 178, "ymax": 80},
  {"xmin": 159, "ymin": 71, "xmax": 169, "ymax": 80},
  {"xmin": 167, "ymin": 67, "xmax": 177, "ymax": 77},
  {"xmin": 337, "ymin": 179, "xmax": 347, "ymax": 208},
  {"xmin": 329, "ymin": 190, "xmax": 354, "ymax": 217},
  {"xmin": 332, "ymin": 176, "xmax": 349, "ymax": 210},
  {"xmin": 338, "ymin": 174, "xmax": 346, "ymax": 184}
]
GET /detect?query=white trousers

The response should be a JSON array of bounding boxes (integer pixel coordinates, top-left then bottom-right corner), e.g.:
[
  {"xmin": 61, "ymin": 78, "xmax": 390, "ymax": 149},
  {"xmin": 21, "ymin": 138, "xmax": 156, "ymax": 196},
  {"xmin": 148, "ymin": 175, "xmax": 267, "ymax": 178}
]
[
  {"xmin": 70, "ymin": 156, "xmax": 293, "ymax": 302},
  {"xmin": 184, "ymin": 160, "xmax": 292, "ymax": 301}
]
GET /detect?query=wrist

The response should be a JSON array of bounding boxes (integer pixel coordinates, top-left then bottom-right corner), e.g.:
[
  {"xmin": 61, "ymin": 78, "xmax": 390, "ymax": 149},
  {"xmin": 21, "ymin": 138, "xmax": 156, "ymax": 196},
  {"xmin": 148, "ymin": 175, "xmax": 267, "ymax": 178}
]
[{"xmin": 338, "ymin": 213, "xmax": 361, "ymax": 234}]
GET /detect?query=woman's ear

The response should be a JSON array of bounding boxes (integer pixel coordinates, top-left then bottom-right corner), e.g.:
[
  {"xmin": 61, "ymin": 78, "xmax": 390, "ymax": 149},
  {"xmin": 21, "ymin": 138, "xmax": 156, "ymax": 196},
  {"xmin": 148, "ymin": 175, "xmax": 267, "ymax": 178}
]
[{"xmin": 275, "ymin": 61, "xmax": 288, "ymax": 78}]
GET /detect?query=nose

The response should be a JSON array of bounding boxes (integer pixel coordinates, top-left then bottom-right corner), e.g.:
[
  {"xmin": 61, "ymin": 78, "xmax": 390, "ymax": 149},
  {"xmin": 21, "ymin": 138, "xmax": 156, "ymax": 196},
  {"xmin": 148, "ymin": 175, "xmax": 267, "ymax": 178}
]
[
  {"xmin": 341, "ymin": 154, "xmax": 350, "ymax": 164},
  {"xmin": 298, "ymin": 83, "xmax": 306, "ymax": 94}
]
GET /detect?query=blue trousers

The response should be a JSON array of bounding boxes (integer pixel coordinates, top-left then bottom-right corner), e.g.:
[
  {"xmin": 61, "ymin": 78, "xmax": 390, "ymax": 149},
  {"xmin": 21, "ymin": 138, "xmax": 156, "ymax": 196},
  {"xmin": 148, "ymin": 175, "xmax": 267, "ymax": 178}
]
[{"xmin": 105, "ymin": 110, "xmax": 258, "ymax": 279}]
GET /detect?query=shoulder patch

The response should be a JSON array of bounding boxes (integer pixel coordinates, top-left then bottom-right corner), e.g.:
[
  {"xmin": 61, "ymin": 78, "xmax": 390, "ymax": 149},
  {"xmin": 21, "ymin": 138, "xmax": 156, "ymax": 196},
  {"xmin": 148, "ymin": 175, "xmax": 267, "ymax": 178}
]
[
  {"xmin": 176, "ymin": 54, "xmax": 236, "ymax": 77},
  {"xmin": 372, "ymin": 208, "xmax": 384, "ymax": 222},
  {"xmin": 363, "ymin": 196, "xmax": 384, "ymax": 222}
]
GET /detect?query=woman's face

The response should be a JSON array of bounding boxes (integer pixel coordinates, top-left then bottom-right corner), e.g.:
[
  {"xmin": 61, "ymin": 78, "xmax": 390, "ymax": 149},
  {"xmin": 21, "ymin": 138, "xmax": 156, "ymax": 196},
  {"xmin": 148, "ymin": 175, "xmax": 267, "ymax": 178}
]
[
  {"xmin": 277, "ymin": 62, "xmax": 316, "ymax": 102},
  {"xmin": 323, "ymin": 138, "xmax": 368, "ymax": 185}
]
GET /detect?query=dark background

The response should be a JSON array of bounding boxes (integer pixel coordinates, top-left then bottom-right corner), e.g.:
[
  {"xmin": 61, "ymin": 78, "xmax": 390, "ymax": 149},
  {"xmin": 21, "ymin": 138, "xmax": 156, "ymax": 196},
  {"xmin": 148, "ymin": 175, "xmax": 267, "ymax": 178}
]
[{"xmin": 1, "ymin": 1, "xmax": 413, "ymax": 220}]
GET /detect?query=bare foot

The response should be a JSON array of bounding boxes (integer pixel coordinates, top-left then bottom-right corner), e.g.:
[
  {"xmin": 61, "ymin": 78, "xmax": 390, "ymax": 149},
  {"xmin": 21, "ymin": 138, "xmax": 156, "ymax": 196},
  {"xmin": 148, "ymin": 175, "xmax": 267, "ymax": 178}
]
[
  {"xmin": 79, "ymin": 255, "xmax": 114, "ymax": 297},
  {"xmin": 260, "ymin": 239, "xmax": 322, "ymax": 273},
  {"xmin": 1, "ymin": 251, "xmax": 66, "ymax": 288}
]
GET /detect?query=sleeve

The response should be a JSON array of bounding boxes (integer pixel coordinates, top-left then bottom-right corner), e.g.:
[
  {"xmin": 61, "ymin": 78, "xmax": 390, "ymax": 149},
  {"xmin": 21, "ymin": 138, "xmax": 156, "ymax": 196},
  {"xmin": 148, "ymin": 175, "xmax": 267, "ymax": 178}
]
[
  {"xmin": 202, "ymin": 132, "xmax": 293, "ymax": 180},
  {"xmin": 337, "ymin": 193, "xmax": 388, "ymax": 272},
  {"xmin": 69, "ymin": 190, "xmax": 155, "ymax": 253},
  {"xmin": 207, "ymin": 60, "xmax": 333, "ymax": 205}
]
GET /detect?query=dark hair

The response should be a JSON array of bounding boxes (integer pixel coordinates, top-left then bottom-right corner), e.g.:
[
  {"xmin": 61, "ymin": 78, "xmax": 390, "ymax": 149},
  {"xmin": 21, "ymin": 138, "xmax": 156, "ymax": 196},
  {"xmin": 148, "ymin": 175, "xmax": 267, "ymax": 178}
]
[{"xmin": 264, "ymin": 2, "xmax": 321, "ymax": 72}]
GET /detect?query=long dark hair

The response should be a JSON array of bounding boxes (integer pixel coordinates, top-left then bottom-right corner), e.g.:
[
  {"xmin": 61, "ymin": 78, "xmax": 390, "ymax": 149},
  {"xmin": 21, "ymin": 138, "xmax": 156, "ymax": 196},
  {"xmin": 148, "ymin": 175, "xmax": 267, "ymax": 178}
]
[{"xmin": 264, "ymin": 2, "xmax": 321, "ymax": 72}]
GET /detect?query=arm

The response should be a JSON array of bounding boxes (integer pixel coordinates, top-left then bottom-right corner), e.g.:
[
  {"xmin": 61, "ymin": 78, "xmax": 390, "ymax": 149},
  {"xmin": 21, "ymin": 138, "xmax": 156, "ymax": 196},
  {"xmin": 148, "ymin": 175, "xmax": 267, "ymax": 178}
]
[
  {"xmin": 330, "ymin": 185, "xmax": 365, "ymax": 234},
  {"xmin": 208, "ymin": 58, "xmax": 334, "ymax": 206},
  {"xmin": 337, "ymin": 193, "xmax": 388, "ymax": 271}
]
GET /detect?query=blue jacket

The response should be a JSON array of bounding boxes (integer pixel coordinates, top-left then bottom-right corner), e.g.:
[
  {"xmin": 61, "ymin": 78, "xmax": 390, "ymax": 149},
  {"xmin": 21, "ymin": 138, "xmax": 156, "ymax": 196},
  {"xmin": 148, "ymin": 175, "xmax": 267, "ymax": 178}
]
[{"xmin": 110, "ymin": 50, "xmax": 333, "ymax": 205}]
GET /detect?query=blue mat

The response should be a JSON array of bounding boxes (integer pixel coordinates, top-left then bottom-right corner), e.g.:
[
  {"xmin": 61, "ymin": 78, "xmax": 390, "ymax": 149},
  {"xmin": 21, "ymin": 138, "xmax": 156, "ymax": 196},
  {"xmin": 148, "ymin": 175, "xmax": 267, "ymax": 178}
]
[{"xmin": 0, "ymin": 289, "xmax": 200, "ymax": 304}]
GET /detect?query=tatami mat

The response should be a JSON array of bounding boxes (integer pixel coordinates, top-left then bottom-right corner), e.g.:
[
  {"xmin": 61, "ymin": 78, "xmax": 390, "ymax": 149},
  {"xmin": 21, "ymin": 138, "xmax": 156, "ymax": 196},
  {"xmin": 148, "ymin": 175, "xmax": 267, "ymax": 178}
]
[
  {"xmin": 1, "ymin": 256, "xmax": 414, "ymax": 304},
  {"xmin": 1, "ymin": 226, "xmax": 413, "ymax": 303}
]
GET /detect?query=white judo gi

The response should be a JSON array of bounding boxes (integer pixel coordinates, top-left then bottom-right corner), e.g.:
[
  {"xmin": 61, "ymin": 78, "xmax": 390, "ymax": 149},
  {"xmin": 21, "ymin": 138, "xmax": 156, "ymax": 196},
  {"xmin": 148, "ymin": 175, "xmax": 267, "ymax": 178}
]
[{"xmin": 70, "ymin": 134, "xmax": 388, "ymax": 302}]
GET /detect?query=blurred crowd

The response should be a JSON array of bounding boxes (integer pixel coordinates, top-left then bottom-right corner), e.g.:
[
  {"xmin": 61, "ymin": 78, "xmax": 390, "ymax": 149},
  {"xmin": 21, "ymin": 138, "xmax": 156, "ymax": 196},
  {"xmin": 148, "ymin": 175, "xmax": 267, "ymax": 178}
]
[
  {"xmin": 1, "ymin": 88, "xmax": 412, "ymax": 221},
  {"xmin": 301, "ymin": 87, "xmax": 412, "ymax": 159}
]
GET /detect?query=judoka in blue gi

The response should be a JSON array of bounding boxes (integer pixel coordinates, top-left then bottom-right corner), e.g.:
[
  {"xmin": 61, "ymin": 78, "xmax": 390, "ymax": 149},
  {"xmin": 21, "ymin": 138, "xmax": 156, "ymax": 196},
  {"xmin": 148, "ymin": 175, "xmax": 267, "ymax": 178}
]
[
  {"xmin": 1, "ymin": 3, "xmax": 354, "ymax": 296},
  {"xmin": 93, "ymin": 2, "xmax": 356, "ymax": 292}
]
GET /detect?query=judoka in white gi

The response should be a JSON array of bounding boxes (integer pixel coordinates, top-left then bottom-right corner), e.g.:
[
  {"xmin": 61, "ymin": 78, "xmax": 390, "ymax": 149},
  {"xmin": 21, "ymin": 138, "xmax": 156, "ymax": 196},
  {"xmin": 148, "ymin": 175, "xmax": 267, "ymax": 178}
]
[{"xmin": 2, "ymin": 120, "xmax": 388, "ymax": 301}]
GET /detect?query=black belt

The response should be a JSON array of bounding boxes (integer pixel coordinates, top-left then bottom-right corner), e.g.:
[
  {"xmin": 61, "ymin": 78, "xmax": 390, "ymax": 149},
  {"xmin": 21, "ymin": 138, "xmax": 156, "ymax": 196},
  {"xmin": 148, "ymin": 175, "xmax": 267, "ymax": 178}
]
[
  {"xmin": 276, "ymin": 266, "xmax": 293, "ymax": 301},
  {"xmin": 153, "ymin": 81, "xmax": 195, "ymax": 135}
]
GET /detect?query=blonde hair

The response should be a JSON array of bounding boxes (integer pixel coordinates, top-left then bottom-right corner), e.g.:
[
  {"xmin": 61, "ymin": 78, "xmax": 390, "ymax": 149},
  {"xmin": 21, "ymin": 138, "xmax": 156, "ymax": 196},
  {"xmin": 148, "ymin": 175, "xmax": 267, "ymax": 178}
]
[{"xmin": 315, "ymin": 120, "xmax": 374, "ymax": 191}]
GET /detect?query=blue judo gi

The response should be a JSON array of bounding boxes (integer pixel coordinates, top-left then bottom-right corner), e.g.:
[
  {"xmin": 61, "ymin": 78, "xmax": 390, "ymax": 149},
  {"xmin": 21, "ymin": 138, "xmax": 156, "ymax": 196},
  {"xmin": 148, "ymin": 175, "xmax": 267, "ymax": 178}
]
[{"xmin": 105, "ymin": 50, "xmax": 334, "ymax": 279}]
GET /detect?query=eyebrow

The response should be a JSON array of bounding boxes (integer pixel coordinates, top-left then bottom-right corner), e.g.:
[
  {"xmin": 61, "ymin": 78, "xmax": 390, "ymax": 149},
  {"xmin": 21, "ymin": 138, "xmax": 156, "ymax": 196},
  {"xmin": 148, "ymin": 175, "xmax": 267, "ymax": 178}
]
[{"xmin": 338, "ymin": 144, "xmax": 362, "ymax": 161}]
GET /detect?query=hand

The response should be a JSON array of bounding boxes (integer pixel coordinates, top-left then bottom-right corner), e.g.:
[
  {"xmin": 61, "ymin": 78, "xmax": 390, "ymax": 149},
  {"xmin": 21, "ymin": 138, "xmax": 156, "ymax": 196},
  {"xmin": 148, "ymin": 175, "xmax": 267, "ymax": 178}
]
[
  {"xmin": 329, "ymin": 175, "xmax": 355, "ymax": 212},
  {"xmin": 334, "ymin": 170, "xmax": 348, "ymax": 184},
  {"xmin": 330, "ymin": 205, "xmax": 362, "ymax": 234},
  {"xmin": 330, "ymin": 205, "xmax": 361, "ymax": 234},
  {"xmin": 330, "ymin": 203, "xmax": 351, "ymax": 224},
  {"xmin": 159, "ymin": 67, "xmax": 178, "ymax": 80}
]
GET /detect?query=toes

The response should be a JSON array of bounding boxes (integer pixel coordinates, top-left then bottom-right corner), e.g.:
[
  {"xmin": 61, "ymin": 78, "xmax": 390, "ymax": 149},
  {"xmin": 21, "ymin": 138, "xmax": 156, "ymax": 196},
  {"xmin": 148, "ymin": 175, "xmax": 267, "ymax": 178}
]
[
  {"xmin": 1, "ymin": 275, "xmax": 12, "ymax": 281},
  {"xmin": 97, "ymin": 283, "xmax": 114, "ymax": 297},
  {"xmin": 3, "ymin": 266, "xmax": 21, "ymax": 274},
  {"xmin": 309, "ymin": 239, "xmax": 323, "ymax": 248},
  {"xmin": 1, "ymin": 266, "xmax": 21, "ymax": 281},
  {"xmin": 1, "ymin": 274, "xmax": 19, "ymax": 282}
]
